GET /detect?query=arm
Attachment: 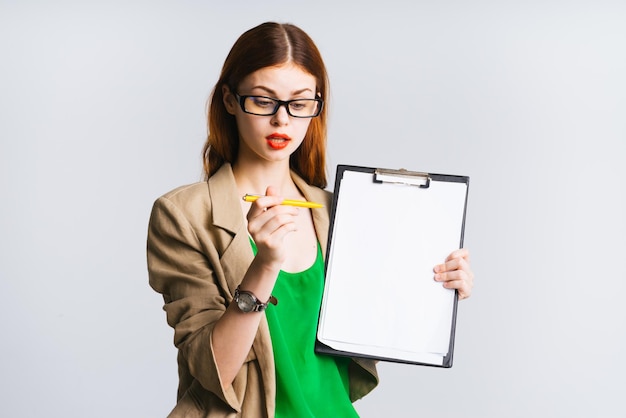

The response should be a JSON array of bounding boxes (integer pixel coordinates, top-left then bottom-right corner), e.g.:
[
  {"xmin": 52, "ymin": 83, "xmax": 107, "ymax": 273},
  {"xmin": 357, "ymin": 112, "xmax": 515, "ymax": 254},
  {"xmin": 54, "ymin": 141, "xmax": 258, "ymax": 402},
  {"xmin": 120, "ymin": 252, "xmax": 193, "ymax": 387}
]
[
  {"xmin": 148, "ymin": 187, "xmax": 298, "ymax": 397},
  {"xmin": 147, "ymin": 195, "xmax": 239, "ymax": 406}
]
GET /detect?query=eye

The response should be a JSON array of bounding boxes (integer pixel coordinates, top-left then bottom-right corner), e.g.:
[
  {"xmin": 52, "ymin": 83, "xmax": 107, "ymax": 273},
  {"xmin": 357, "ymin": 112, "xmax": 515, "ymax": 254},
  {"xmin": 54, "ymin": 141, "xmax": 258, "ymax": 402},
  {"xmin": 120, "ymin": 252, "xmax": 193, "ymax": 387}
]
[
  {"xmin": 289, "ymin": 101, "xmax": 307, "ymax": 111},
  {"xmin": 251, "ymin": 97, "xmax": 276, "ymax": 108}
]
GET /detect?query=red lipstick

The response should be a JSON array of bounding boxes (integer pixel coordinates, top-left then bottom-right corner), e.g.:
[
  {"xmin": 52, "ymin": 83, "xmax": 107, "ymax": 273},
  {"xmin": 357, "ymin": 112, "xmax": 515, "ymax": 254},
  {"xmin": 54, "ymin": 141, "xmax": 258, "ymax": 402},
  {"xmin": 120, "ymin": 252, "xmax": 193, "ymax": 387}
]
[{"xmin": 266, "ymin": 133, "xmax": 291, "ymax": 150}]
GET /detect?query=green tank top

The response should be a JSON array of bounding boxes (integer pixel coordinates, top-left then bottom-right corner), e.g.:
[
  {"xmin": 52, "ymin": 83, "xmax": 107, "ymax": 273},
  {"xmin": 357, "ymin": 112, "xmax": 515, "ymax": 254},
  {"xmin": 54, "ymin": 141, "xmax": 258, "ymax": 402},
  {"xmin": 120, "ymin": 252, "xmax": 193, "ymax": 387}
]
[{"xmin": 250, "ymin": 240, "xmax": 358, "ymax": 417}]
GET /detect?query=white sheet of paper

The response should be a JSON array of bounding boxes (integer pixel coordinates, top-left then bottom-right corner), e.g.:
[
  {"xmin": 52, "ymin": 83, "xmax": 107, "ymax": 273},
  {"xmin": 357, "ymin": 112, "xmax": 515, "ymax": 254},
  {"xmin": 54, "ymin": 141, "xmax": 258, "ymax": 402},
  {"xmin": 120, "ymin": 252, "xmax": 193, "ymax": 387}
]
[{"xmin": 318, "ymin": 170, "xmax": 467, "ymax": 364}]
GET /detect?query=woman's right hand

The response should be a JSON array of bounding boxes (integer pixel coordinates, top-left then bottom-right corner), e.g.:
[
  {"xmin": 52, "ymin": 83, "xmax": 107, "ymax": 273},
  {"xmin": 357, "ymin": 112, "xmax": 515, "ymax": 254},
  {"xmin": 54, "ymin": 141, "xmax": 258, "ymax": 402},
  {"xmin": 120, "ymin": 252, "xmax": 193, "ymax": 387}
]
[{"xmin": 245, "ymin": 186, "xmax": 299, "ymax": 271}]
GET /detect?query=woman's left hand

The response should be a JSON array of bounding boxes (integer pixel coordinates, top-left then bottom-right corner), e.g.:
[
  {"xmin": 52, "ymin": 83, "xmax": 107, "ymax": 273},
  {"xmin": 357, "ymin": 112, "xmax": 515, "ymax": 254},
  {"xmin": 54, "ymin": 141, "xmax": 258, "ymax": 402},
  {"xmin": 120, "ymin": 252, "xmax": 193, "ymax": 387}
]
[{"xmin": 433, "ymin": 248, "xmax": 474, "ymax": 300}]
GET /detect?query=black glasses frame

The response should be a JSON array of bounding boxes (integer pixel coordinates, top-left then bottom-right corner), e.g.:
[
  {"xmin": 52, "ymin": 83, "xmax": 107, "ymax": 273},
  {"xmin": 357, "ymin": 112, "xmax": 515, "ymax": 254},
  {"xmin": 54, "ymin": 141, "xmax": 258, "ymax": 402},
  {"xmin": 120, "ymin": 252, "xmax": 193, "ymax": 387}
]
[{"xmin": 235, "ymin": 93, "xmax": 324, "ymax": 118}]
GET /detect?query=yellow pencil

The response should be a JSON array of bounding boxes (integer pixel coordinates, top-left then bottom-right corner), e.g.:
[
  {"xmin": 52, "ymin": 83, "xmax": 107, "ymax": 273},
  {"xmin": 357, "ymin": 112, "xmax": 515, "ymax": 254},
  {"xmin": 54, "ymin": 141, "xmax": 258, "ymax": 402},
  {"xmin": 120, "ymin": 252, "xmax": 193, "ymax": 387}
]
[{"xmin": 242, "ymin": 194, "xmax": 324, "ymax": 209}]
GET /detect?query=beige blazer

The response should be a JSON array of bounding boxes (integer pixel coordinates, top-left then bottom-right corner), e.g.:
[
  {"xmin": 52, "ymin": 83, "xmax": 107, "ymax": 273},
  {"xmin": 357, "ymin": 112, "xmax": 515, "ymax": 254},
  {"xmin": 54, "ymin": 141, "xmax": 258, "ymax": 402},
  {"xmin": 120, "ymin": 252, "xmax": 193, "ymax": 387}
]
[{"xmin": 147, "ymin": 163, "xmax": 378, "ymax": 418}]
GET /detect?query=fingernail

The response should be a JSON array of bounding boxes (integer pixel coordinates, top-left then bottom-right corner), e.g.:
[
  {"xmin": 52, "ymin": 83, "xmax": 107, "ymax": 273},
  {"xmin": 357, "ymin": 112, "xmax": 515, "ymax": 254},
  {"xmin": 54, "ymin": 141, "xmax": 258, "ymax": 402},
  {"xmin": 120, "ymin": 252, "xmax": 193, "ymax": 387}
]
[{"xmin": 434, "ymin": 273, "xmax": 441, "ymax": 281}]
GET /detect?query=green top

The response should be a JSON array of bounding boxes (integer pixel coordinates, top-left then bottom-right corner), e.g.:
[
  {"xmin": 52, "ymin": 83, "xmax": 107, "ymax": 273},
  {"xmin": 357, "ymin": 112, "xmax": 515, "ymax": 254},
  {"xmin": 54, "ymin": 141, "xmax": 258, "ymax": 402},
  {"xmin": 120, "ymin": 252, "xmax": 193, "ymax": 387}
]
[{"xmin": 250, "ymin": 240, "xmax": 358, "ymax": 417}]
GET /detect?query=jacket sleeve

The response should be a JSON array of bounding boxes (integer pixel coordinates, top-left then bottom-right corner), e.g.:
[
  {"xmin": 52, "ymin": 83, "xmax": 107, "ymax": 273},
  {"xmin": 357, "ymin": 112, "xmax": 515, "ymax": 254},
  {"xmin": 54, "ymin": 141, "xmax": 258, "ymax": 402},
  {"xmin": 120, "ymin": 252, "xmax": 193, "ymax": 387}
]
[
  {"xmin": 349, "ymin": 358, "xmax": 379, "ymax": 402},
  {"xmin": 146, "ymin": 195, "xmax": 242, "ymax": 411}
]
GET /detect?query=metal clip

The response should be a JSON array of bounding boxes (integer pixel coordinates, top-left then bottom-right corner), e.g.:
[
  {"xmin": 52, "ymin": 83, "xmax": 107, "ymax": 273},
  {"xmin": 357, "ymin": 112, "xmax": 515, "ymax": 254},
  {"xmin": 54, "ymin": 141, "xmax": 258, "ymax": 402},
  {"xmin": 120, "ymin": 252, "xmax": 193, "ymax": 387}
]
[{"xmin": 374, "ymin": 168, "xmax": 431, "ymax": 188}]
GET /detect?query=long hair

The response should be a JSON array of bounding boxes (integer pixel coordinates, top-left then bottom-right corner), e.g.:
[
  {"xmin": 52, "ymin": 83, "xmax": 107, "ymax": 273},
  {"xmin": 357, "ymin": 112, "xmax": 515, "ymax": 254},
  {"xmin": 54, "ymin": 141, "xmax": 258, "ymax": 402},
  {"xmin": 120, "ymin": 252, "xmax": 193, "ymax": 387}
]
[{"xmin": 202, "ymin": 22, "xmax": 329, "ymax": 188}]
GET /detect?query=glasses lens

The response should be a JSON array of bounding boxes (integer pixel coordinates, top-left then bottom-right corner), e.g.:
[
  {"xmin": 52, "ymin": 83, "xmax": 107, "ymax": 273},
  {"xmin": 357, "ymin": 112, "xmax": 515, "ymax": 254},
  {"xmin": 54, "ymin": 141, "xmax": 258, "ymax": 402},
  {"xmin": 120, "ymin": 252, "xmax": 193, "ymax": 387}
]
[
  {"xmin": 288, "ymin": 99, "xmax": 320, "ymax": 117},
  {"xmin": 242, "ymin": 96, "xmax": 320, "ymax": 117},
  {"xmin": 244, "ymin": 96, "xmax": 278, "ymax": 116}
]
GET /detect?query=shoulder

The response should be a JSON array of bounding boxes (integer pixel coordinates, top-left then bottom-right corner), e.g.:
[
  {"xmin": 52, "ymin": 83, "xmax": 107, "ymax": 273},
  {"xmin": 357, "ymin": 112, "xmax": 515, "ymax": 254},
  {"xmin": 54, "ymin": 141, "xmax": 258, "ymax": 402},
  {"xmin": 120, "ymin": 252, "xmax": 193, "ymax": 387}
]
[
  {"xmin": 152, "ymin": 182, "xmax": 211, "ymax": 216},
  {"xmin": 148, "ymin": 182, "xmax": 212, "ymax": 233},
  {"xmin": 154, "ymin": 163, "xmax": 235, "ymax": 208},
  {"xmin": 157, "ymin": 181, "xmax": 210, "ymax": 204}
]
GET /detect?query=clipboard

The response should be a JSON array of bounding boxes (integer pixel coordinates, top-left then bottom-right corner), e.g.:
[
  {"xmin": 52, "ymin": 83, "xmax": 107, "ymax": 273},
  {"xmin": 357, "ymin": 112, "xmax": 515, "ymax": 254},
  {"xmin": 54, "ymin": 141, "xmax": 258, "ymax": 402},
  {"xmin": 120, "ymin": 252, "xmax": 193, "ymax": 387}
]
[{"xmin": 315, "ymin": 165, "xmax": 470, "ymax": 367}]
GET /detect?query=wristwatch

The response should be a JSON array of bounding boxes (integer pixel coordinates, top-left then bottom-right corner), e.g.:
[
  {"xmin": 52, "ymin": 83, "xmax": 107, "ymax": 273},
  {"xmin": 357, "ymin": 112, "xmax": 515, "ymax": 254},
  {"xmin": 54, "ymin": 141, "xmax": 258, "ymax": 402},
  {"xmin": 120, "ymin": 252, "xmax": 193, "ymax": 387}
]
[{"xmin": 234, "ymin": 286, "xmax": 278, "ymax": 313}]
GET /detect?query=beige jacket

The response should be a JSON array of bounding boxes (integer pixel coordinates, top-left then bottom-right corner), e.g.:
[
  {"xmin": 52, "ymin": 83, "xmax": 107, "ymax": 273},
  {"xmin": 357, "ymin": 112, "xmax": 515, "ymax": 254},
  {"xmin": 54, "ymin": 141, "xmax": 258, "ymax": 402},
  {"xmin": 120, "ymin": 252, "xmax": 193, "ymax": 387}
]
[{"xmin": 147, "ymin": 163, "xmax": 378, "ymax": 417}]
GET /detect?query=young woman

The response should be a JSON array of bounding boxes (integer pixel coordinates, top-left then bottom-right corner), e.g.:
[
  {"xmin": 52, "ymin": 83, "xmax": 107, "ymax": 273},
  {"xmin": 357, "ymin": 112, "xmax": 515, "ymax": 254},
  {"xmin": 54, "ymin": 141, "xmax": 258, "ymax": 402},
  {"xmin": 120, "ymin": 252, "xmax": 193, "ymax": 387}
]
[{"xmin": 147, "ymin": 22, "xmax": 474, "ymax": 418}]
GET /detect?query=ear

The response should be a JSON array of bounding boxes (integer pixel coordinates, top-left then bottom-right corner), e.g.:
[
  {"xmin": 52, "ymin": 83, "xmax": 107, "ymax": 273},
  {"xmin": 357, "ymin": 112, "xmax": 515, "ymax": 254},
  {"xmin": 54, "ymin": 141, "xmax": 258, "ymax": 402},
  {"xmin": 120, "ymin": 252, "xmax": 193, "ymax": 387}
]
[{"xmin": 222, "ymin": 85, "xmax": 237, "ymax": 115}]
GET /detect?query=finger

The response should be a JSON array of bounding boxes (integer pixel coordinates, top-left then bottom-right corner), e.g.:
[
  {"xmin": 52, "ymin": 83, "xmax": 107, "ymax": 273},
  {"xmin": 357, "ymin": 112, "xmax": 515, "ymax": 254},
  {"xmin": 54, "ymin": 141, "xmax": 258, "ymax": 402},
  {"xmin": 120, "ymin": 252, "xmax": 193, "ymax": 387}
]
[
  {"xmin": 457, "ymin": 286, "xmax": 472, "ymax": 300},
  {"xmin": 250, "ymin": 196, "xmax": 283, "ymax": 214},
  {"xmin": 434, "ymin": 268, "xmax": 469, "ymax": 284},
  {"xmin": 247, "ymin": 195, "xmax": 285, "ymax": 218},
  {"xmin": 248, "ymin": 206, "xmax": 298, "ymax": 232},
  {"xmin": 435, "ymin": 268, "xmax": 474, "ymax": 297},
  {"xmin": 433, "ymin": 256, "xmax": 466, "ymax": 274},
  {"xmin": 265, "ymin": 185, "xmax": 280, "ymax": 197},
  {"xmin": 248, "ymin": 207, "xmax": 298, "ymax": 237},
  {"xmin": 437, "ymin": 274, "xmax": 473, "ymax": 299},
  {"xmin": 244, "ymin": 186, "xmax": 285, "ymax": 217},
  {"xmin": 255, "ymin": 220, "xmax": 298, "ymax": 249},
  {"xmin": 251, "ymin": 215, "xmax": 298, "ymax": 266},
  {"xmin": 445, "ymin": 247, "xmax": 470, "ymax": 263},
  {"xmin": 434, "ymin": 262, "xmax": 474, "ymax": 287}
]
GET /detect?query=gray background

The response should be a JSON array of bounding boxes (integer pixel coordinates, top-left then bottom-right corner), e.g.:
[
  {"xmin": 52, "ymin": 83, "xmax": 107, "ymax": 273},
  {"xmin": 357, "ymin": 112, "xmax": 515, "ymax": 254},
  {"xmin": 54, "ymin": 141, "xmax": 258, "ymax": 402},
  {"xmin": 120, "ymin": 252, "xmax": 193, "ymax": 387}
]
[{"xmin": 1, "ymin": 1, "xmax": 625, "ymax": 417}]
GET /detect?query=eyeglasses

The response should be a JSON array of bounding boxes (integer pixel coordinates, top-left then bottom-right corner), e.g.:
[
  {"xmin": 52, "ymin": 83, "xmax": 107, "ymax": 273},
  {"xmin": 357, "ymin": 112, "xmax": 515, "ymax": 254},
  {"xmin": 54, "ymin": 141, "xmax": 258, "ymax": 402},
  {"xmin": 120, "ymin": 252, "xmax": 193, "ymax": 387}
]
[{"xmin": 235, "ymin": 93, "xmax": 323, "ymax": 118}]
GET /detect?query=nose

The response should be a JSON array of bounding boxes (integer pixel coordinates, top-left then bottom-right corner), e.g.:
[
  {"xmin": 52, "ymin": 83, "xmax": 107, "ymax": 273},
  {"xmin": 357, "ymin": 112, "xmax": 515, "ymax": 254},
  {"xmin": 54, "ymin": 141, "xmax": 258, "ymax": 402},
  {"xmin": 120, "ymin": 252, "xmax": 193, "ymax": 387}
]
[{"xmin": 271, "ymin": 103, "xmax": 290, "ymax": 126}]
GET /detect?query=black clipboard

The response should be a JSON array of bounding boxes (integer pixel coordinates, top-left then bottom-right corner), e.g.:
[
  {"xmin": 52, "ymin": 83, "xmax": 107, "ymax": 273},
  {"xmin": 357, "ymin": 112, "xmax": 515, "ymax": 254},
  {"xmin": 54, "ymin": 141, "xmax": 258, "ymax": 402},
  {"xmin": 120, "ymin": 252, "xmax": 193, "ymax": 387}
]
[{"xmin": 315, "ymin": 165, "xmax": 470, "ymax": 367}]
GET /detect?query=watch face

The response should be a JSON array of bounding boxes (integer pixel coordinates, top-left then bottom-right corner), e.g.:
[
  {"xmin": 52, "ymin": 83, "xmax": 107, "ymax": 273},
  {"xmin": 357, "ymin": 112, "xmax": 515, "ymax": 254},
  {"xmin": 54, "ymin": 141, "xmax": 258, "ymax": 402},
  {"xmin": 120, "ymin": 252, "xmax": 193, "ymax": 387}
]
[{"xmin": 237, "ymin": 292, "xmax": 257, "ymax": 312}]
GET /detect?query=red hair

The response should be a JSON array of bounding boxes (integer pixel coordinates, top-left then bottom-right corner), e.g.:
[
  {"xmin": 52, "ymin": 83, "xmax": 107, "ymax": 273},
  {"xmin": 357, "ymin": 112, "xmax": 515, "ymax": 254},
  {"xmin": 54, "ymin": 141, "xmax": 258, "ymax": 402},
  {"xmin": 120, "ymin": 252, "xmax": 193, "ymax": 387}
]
[{"xmin": 202, "ymin": 22, "xmax": 329, "ymax": 188}]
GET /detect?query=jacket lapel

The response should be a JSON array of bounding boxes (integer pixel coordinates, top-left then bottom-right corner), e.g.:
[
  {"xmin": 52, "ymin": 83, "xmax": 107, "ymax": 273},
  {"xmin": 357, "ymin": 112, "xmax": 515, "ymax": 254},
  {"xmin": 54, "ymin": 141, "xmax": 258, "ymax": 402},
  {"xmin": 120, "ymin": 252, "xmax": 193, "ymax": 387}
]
[
  {"xmin": 208, "ymin": 163, "xmax": 253, "ymax": 294},
  {"xmin": 291, "ymin": 172, "xmax": 331, "ymax": 261}
]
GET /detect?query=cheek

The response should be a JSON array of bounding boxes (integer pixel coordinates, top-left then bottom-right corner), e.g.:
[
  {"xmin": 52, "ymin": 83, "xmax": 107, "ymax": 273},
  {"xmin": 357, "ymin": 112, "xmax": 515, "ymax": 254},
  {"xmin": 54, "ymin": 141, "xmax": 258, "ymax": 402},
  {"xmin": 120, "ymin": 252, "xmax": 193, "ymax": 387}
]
[
  {"xmin": 295, "ymin": 119, "xmax": 313, "ymax": 140},
  {"xmin": 234, "ymin": 115, "xmax": 261, "ymax": 139}
]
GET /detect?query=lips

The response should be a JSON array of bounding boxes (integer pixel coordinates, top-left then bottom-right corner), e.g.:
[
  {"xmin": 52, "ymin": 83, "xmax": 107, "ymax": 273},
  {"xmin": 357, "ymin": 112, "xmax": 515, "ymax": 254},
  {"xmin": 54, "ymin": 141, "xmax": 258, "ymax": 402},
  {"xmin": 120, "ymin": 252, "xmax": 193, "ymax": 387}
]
[{"xmin": 266, "ymin": 133, "xmax": 291, "ymax": 150}]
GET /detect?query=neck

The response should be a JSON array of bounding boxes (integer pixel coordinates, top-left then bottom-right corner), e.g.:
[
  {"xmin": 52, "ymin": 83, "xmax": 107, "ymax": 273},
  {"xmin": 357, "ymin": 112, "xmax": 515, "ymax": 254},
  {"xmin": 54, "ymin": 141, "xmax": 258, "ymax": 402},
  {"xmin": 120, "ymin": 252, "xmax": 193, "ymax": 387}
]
[{"xmin": 232, "ymin": 160, "xmax": 300, "ymax": 198}]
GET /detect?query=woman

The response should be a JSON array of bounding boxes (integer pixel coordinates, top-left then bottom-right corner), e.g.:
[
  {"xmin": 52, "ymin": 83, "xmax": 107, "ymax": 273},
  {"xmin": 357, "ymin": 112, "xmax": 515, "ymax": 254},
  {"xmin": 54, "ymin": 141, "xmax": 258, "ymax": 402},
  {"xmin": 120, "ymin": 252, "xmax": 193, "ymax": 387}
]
[{"xmin": 147, "ymin": 22, "xmax": 474, "ymax": 418}]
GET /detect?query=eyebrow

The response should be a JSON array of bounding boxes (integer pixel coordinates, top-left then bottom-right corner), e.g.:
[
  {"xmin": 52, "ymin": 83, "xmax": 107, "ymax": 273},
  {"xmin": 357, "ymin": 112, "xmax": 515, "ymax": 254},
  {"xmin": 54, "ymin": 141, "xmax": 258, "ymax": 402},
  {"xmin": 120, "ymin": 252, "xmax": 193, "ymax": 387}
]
[{"xmin": 250, "ymin": 86, "xmax": 314, "ymax": 96}]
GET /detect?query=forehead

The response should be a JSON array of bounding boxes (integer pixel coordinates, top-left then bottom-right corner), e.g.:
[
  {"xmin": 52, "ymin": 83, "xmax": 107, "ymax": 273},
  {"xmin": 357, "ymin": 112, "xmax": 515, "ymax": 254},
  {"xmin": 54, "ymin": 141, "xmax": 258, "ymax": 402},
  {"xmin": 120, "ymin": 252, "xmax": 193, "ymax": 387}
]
[{"xmin": 239, "ymin": 64, "xmax": 317, "ymax": 94}]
